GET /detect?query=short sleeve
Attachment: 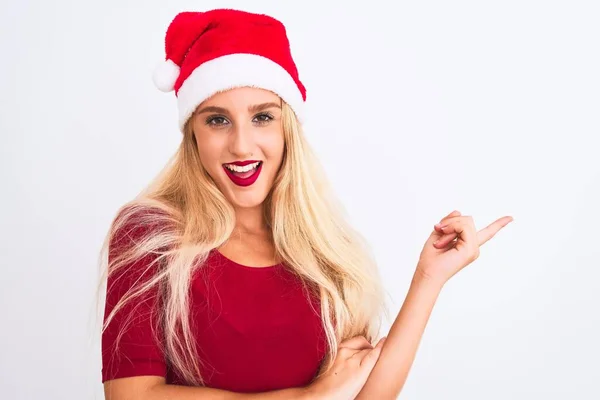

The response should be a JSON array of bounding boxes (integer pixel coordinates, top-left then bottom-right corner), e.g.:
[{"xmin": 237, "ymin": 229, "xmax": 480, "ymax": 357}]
[{"xmin": 101, "ymin": 221, "xmax": 167, "ymax": 382}]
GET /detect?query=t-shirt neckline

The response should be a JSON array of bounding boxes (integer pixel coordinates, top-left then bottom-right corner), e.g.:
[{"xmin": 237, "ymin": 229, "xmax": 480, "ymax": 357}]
[{"xmin": 213, "ymin": 248, "xmax": 283, "ymax": 271}]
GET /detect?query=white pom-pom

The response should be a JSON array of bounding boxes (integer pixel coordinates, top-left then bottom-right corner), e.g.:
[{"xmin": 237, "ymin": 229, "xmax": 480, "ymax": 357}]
[{"xmin": 152, "ymin": 59, "xmax": 180, "ymax": 92}]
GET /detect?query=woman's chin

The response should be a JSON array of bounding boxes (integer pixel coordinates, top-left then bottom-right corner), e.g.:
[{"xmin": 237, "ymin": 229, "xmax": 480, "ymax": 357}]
[
  {"xmin": 216, "ymin": 172, "xmax": 272, "ymax": 209},
  {"xmin": 224, "ymin": 188, "xmax": 268, "ymax": 209},
  {"xmin": 230, "ymin": 198, "xmax": 266, "ymax": 209}
]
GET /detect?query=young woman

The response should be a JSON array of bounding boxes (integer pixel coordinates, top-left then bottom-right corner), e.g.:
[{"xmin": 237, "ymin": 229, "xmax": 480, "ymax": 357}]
[{"xmin": 100, "ymin": 8, "xmax": 513, "ymax": 400}]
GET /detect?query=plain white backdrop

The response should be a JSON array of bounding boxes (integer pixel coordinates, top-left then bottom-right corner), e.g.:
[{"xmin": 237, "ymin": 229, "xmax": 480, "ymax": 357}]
[{"xmin": 1, "ymin": 0, "xmax": 598, "ymax": 399}]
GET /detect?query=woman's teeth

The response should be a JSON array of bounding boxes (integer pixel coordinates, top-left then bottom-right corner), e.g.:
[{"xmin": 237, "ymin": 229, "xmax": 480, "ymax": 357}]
[{"xmin": 224, "ymin": 162, "xmax": 261, "ymax": 173}]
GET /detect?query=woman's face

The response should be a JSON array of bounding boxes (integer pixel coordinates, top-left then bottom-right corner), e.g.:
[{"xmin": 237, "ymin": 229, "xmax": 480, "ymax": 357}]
[{"xmin": 191, "ymin": 87, "xmax": 285, "ymax": 209}]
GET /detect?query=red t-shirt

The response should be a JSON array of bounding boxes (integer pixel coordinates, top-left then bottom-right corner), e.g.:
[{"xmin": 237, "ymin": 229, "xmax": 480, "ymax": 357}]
[{"xmin": 102, "ymin": 227, "xmax": 328, "ymax": 392}]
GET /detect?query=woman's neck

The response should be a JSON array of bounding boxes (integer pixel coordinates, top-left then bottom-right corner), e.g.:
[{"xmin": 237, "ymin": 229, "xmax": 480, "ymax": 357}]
[
  {"xmin": 218, "ymin": 205, "xmax": 279, "ymax": 266},
  {"xmin": 232, "ymin": 205, "xmax": 270, "ymax": 236}
]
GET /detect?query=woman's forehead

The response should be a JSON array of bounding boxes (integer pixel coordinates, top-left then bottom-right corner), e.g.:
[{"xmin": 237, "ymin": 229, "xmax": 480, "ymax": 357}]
[{"xmin": 200, "ymin": 87, "xmax": 281, "ymax": 107}]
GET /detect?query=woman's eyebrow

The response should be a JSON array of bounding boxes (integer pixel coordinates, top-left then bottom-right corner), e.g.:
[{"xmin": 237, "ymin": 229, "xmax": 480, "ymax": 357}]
[
  {"xmin": 248, "ymin": 102, "xmax": 281, "ymax": 112},
  {"xmin": 196, "ymin": 102, "xmax": 281, "ymax": 115},
  {"xmin": 195, "ymin": 105, "xmax": 228, "ymax": 115}
]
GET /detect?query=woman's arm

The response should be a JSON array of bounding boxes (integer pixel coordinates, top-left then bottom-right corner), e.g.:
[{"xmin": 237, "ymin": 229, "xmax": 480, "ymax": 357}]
[
  {"xmin": 354, "ymin": 271, "xmax": 443, "ymax": 400},
  {"xmin": 356, "ymin": 210, "xmax": 512, "ymax": 399},
  {"xmin": 105, "ymin": 272, "xmax": 436, "ymax": 400},
  {"xmin": 105, "ymin": 336, "xmax": 384, "ymax": 400},
  {"xmin": 104, "ymin": 376, "xmax": 312, "ymax": 400}
]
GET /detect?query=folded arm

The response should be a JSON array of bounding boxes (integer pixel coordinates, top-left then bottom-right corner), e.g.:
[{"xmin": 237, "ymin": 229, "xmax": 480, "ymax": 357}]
[{"xmin": 104, "ymin": 377, "xmax": 312, "ymax": 400}]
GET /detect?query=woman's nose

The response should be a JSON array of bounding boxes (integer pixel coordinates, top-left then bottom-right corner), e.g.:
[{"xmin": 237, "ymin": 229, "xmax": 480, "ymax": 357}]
[{"xmin": 228, "ymin": 123, "xmax": 254, "ymax": 158}]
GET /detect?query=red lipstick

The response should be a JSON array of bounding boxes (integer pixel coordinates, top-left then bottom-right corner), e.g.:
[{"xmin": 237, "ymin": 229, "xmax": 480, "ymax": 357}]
[
  {"xmin": 227, "ymin": 160, "xmax": 259, "ymax": 166},
  {"xmin": 223, "ymin": 160, "xmax": 262, "ymax": 187}
]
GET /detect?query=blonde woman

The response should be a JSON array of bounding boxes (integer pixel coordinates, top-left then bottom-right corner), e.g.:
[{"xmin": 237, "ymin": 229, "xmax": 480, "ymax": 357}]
[{"xmin": 100, "ymin": 8, "xmax": 513, "ymax": 400}]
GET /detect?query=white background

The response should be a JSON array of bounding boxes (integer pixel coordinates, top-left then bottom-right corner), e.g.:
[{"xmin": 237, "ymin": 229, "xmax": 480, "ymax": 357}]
[{"xmin": 1, "ymin": 0, "xmax": 599, "ymax": 399}]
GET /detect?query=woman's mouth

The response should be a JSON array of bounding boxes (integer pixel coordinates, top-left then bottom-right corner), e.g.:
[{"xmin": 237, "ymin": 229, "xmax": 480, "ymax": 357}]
[{"xmin": 223, "ymin": 161, "xmax": 263, "ymax": 187}]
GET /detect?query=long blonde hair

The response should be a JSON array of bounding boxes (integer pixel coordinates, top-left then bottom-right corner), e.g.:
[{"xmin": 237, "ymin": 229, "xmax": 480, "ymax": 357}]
[{"xmin": 99, "ymin": 101, "xmax": 386, "ymax": 385}]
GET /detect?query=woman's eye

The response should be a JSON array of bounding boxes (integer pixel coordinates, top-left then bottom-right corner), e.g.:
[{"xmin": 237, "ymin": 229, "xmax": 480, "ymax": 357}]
[
  {"xmin": 206, "ymin": 116, "xmax": 228, "ymax": 126},
  {"xmin": 205, "ymin": 113, "xmax": 273, "ymax": 127},
  {"xmin": 253, "ymin": 113, "xmax": 274, "ymax": 124}
]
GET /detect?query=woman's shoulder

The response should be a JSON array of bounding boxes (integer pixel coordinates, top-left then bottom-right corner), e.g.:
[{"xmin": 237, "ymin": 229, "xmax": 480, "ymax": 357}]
[{"xmin": 105, "ymin": 204, "xmax": 179, "ymax": 290}]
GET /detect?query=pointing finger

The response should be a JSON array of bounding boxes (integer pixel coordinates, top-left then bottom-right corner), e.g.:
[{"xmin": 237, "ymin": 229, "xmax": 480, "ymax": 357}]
[{"xmin": 477, "ymin": 216, "xmax": 514, "ymax": 246}]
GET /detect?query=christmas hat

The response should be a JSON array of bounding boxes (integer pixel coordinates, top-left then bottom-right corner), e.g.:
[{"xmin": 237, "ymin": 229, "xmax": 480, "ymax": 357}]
[{"xmin": 152, "ymin": 9, "xmax": 306, "ymax": 132}]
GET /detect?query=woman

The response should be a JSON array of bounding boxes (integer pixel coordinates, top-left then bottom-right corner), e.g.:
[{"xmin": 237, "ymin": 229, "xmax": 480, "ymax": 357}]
[{"xmin": 100, "ymin": 8, "xmax": 513, "ymax": 400}]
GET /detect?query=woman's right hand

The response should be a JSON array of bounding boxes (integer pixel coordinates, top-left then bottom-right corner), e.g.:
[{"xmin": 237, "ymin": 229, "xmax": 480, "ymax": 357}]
[{"xmin": 306, "ymin": 335, "xmax": 386, "ymax": 400}]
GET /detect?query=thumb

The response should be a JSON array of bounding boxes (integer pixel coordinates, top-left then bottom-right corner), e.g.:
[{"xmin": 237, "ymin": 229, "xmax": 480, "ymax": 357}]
[{"xmin": 360, "ymin": 337, "xmax": 386, "ymax": 369}]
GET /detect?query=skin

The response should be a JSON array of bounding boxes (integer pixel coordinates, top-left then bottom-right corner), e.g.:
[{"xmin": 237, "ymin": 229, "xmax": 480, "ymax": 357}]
[
  {"xmin": 104, "ymin": 87, "xmax": 514, "ymax": 400},
  {"xmin": 192, "ymin": 87, "xmax": 286, "ymax": 266},
  {"xmin": 192, "ymin": 87, "xmax": 284, "ymax": 214}
]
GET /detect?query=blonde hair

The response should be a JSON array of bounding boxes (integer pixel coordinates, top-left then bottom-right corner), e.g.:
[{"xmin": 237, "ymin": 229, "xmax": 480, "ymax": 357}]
[{"xmin": 99, "ymin": 101, "xmax": 387, "ymax": 386}]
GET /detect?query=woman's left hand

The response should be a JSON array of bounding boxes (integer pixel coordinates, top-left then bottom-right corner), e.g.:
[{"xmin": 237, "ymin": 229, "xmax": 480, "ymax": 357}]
[{"xmin": 415, "ymin": 210, "xmax": 513, "ymax": 286}]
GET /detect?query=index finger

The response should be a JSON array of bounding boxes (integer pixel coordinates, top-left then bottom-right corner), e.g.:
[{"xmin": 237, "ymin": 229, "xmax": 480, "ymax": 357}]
[{"xmin": 477, "ymin": 216, "xmax": 514, "ymax": 246}]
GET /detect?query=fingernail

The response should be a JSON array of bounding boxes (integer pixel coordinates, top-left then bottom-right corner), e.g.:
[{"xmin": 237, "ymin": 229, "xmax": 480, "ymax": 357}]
[{"xmin": 433, "ymin": 240, "xmax": 439, "ymax": 245}]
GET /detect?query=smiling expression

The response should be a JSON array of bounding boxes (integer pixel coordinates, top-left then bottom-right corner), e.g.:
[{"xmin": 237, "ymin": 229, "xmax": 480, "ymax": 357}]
[{"xmin": 191, "ymin": 87, "xmax": 285, "ymax": 209}]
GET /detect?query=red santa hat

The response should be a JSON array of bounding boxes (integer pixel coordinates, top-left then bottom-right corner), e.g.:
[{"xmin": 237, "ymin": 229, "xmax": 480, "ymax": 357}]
[{"xmin": 152, "ymin": 9, "xmax": 306, "ymax": 132}]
